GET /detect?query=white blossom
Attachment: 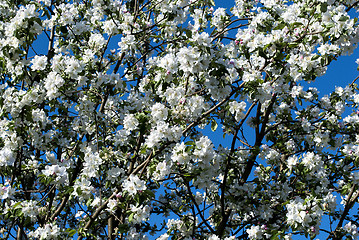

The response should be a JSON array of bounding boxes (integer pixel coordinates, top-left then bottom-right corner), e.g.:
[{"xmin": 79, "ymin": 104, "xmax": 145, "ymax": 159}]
[
  {"xmin": 31, "ymin": 55, "xmax": 47, "ymax": 71},
  {"xmin": 122, "ymin": 175, "xmax": 146, "ymax": 196}
]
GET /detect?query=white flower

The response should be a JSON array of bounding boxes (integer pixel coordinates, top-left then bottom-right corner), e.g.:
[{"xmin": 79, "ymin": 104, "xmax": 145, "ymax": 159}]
[
  {"xmin": 107, "ymin": 167, "xmax": 124, "ymax": 184},
  {"xmin": 122, "ymin": 175, "xmax": 146, "ymax": 196},
  {"xmin": 344, "ymin": 222, "xmax": 359, "ymax": 238},
  {"xmin": 187, "ymin": 95, "xmax": 207, "ymax": 118},
  {"xmin": 88, "ymin": 198, "xmax": 100, "ymax": 209},
  {"xmin": 151, "ymin": 103, "xmax": 168, "ymax": 122},
  {"xmin": 88, "ymin": 33, "xmax": 106, "ymax": 51},
  {"xmin": 31, "ymin": 55, "xmax": 47, "ymax": 71},
  {"xmin": 154, "ymin": 161, "xmax": 171, "ymax": 180},
  {"xmin": 212, "ymin": 8, "xmax": 227, "ymax": 30},
  {"xmin": 28, "ymin": 223, "xmax": 60, "ymax": 240},
  {"xmin": 177, "ymin": 46, "xmax": 203, "ymax": 74},
  {"xmin": 130, "ymin": 204, "xmax": 151, "ymax": 223},
  {"xmin": 0, "ymin": 185, "xmax": 14, "ymax": 200},
  {"xmin": 44, "ymin": 72, "xmax": 65, "ymax": 99},
  {"xmin": 301, "ymin": 152, "xmax": 321, "ymax": 170},
  {"xmin": 164, "ymin": 86, "xmax": 185, "ymax": 106},
  {"xmin": 146, "ymin": 123, "xmax": 179, "ymax": 147},
  {"xmin": 353, "ymin": 93, "xmax": 359, "ymax": 104},
  {"xmin": 65, "ymin": 57, "xmax": 84, "ymax": 78},
  {"xmin": 285, "ymin": 197, "xmax": 319, "ymax": 229},
  {"xmin": 42, "ymin": 164, "xmax": 68, "ymax": 184},
  {"xmin": 107, "ymin": 199, "xmax": 118, "ymax": 213},
  {"xmin": 103, "ymin": 19, "xmax": 119, "ymax": 35},
  {"xmin": 118, "ymin": 34, "xmax": 136, "ymax": 52},
  {"xmin": 193, "ymin": 136, "xmax": 214, "ymax": 161},
  {"xmin": 0, "ymin": 148, "xmax": 16, "ymax": 167},
  {"xmin": 208, "ymin": 235, "xmax": 220, "ymax": 240},
  {"xmin": 246, "ymin": 225, "xmax": 263, "ymax": 239},
  {"xmin": 229, "ymin": 101, "xmax": 246, "ymax": 121},
  {"xmin": 123, "ymin": 114, "xmax": 139, "ymax": 131},
  {"xmin": 40, "ymin": 0, "xmax": 52, "ymax": 6},
  {"xmin": 191, "ymin": 32, "xmax": 211, "ymax": 47},
  {"xmin": 32, "ymin": 108, "xmax": 48, "ymax": 126},
  {"xmin": 287, "ymin": 156, "xmax": 298, "ymax": 169},
  {"xmin": 158, "ymin": 53, "xmax": 178, "ymax": 73},
  {"xmin": 82, "ymin": 151, "xmax": 103, "ymax": 178},
  {"xmin": 156, "ymin": 233, "xmax": 169, "ymax": 240},
  {"xmin": 21, "ymin": 200, "xmax": 38, "ymax": 221}
]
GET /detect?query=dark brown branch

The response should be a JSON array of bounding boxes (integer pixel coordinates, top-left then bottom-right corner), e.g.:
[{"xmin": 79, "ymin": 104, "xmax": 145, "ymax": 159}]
[
  {"xmin": 183, "ymin": 179, "xmax": 216, "ymax": 234},
  {"xmin": 240, "ymin": 94, "xmax": 277, "ymax": 185},
  {"xmin": 327, "ymin": 184, "xmax": 359, "ymax": 240},
  {"xmin": 346, "ymin": 1, "xmax": 359, "ymax": 12}
]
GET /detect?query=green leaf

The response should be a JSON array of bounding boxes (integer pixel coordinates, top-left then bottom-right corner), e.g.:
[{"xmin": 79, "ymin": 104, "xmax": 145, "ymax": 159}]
[
  {"xmin": 128, "ymin": 213, "xmax": 134, "ymax": 222},
  {"xmin": 211, "ymin": 119, "xmax": 218, "ymax": 132},
  {"xmin": 117, "ymin": 224, "xmax": 129, "ymax": 233},
  {"xmin": 339, "ymin": 16, "xmax": 349, "ymax": 21},
  {"xmin": 311, "ymin": 54, "xmax": 320, "ymax": 60},
  {"xmin": 326, "ymin": 23, "xmax": 335, "ymax": 29},
  {"xmin": 320, "ymin": 2, "xmax": 327, "ymax": 12},
  {"xmin": 76, "ymin": 187, "xmax": 82, "ymax": 195},
  {"xmin": 144, "ymin": 189, "xmax": 155, "ymax": 199},
  {"xmin": 13, "ymin": 202, "xmax": 22, "ymax": 210},
  {"xmin": 67, "ymin": 229, "xmax": 77, "ymax": 237},
  {"xmin": 185, "ymin": 29, "xmax": 192, "ymax": 38},
  {"xmin": 292, "ymin": 22, "xmax": 303, "ymax": 27},
  {"xmin": 298, "ymin": 98, "xmax": 302, "ymax": 106},
  {"xmin": 273, "ymin": 23, "xmax": 286, "ymax": 30},
  {"xmin": 86, "ymin": 198, "xmax": 92, "ymax": 207},
  {"xmin": 134, "ymin": 194, "xmax": 140, "ymax": 204}
]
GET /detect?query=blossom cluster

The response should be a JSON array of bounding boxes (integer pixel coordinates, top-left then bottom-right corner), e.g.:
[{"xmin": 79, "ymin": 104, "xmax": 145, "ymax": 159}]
[{"xmin": 0, "ymin": 0, "xmax": 359, "ymax": 239}]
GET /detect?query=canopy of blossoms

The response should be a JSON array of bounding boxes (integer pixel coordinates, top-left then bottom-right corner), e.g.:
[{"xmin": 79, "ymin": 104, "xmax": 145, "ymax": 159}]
[{"xmin": 0, "ymin": 0, "xmax": 359, "ymax": 239}]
